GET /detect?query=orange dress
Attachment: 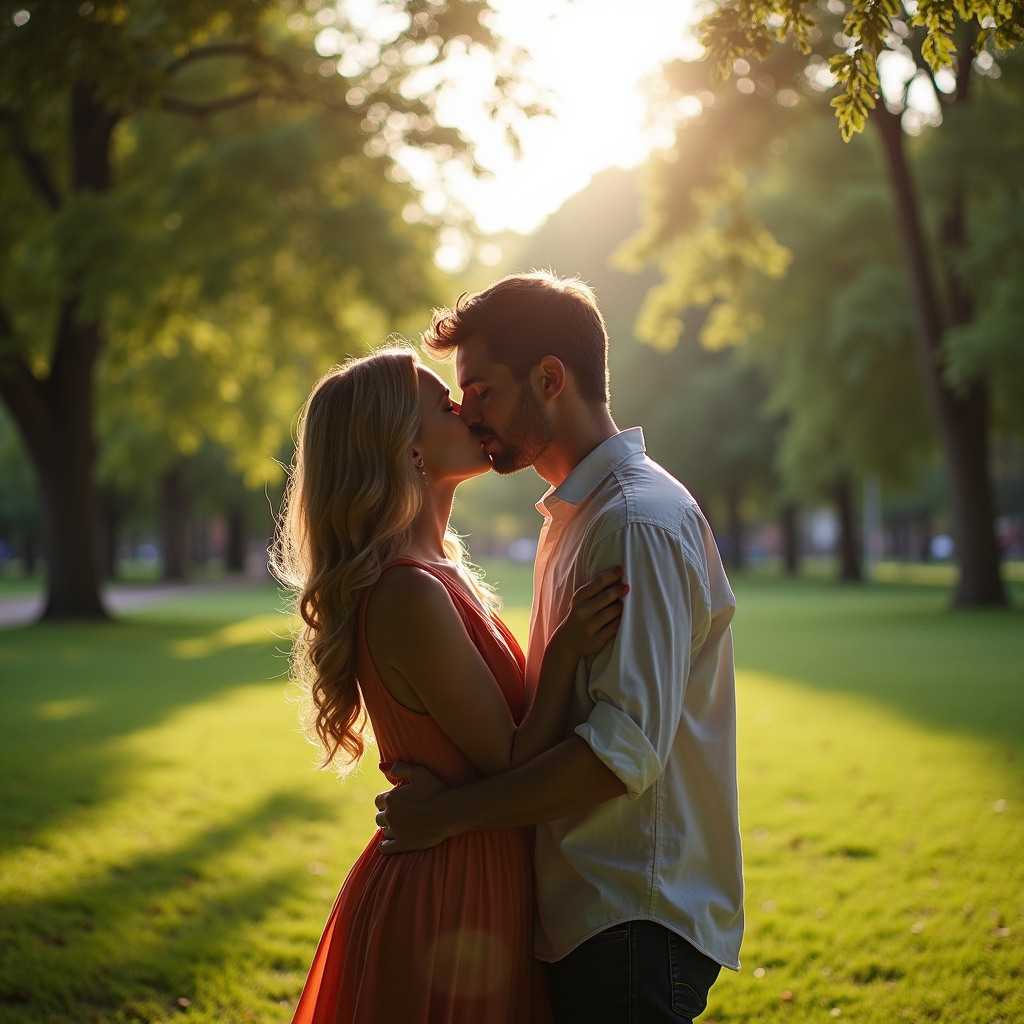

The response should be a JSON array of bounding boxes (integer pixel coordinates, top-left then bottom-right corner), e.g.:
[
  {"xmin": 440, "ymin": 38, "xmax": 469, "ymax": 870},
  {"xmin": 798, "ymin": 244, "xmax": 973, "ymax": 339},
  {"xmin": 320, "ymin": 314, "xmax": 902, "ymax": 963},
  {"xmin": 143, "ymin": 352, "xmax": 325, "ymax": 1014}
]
[{"xmin": 291, "ymin": 559, "xmax": 552, "ymax": 1024}]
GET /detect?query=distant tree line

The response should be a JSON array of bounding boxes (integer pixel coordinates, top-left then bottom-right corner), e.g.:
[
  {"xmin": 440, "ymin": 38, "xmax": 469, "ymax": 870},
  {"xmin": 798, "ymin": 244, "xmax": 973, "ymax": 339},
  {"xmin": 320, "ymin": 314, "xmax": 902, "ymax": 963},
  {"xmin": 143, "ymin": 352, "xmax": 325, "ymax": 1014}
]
[{"xmin": 2, "ymin": 0, "xmax": 1022, "ymax": 616}]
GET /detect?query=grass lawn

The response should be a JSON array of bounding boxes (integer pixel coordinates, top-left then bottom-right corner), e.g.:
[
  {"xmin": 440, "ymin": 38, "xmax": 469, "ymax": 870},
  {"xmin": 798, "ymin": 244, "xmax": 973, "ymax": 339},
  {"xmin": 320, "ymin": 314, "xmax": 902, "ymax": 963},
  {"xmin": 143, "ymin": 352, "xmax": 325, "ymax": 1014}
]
[{"xmin": 0, "ymin": 570, "xmax": 1022, "ymax": 1023}]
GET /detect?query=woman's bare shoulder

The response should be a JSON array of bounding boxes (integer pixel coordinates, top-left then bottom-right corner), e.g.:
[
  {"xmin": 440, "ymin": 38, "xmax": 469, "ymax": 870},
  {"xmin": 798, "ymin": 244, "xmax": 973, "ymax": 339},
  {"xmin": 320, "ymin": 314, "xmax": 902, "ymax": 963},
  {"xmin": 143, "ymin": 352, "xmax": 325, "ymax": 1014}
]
[
  {"xmin": 367, "ymin": 562, "xmax": 448, "ymax": 617},
  {"xmin": 364, "ymin": 563, "xmax": 463, "ymax": 657}
]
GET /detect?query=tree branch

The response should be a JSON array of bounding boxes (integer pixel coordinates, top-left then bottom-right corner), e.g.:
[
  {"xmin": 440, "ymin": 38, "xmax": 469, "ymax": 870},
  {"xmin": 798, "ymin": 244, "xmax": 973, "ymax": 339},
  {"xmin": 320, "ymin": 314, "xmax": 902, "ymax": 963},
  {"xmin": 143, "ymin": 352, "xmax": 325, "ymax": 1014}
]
[
  {"xmin": 158, "ymin": 89, "xmax": 274, "ymax": 119},
  {"xmin": 164, "ymin": 43, "xmax": 294, "ymax": 83},
  {"xmin": 0, "ymin": 108, "xmax": 62, "ymax": 210}
]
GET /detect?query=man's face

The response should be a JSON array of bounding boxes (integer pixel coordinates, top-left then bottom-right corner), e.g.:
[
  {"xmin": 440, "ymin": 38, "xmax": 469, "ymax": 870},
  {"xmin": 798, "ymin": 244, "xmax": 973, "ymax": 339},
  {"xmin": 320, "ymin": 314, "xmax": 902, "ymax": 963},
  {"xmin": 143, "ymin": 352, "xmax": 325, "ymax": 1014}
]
[{"xmin": 456, "ymin": 334, "xmax": 554, "ymax": 475}]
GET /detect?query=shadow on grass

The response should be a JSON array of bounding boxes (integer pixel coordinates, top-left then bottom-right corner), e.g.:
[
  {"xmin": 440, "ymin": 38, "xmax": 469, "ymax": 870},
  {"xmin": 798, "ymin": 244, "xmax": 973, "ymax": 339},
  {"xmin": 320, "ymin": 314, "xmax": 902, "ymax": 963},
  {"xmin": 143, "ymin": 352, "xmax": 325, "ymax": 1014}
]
[
  {"xmin": 0, "ymin": 590, "xmax": 294, "ymax": 855},
  {"xmin": 731, "ymin": 574, "xmax": 1024, "ymax": 750},
  {"xmin": 0, "ymin": 591, "xmax": 333, "ymax": 1020},
  {"xmin": 0, "ymin": 790, "xmax": 324, "ymax": 1021}
]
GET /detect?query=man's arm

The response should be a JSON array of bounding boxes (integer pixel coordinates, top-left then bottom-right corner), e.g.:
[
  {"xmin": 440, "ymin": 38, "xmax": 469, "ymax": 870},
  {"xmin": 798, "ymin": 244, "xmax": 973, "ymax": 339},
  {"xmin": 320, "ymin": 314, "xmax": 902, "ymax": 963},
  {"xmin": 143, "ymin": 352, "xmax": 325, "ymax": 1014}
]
[{"xmin": 375, "ymin": 735, "xmax": 626, "ymax": 853}]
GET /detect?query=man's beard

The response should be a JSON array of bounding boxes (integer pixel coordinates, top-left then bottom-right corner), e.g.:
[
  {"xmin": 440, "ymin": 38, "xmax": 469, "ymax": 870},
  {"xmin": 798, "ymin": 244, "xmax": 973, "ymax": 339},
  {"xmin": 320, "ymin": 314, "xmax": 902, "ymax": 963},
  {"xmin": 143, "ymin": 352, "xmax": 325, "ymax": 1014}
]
[{"xmin": 483, "ymin": 386, "xmax": 554, "ymax": 475}]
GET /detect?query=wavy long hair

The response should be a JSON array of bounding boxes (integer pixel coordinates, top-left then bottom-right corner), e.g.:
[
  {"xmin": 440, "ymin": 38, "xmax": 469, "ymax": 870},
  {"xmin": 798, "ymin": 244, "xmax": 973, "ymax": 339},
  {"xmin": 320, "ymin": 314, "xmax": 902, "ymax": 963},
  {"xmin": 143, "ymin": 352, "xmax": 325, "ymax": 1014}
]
[{"xmin": 271, "ymin": 344, "xmax": 488, "ymax": 773}]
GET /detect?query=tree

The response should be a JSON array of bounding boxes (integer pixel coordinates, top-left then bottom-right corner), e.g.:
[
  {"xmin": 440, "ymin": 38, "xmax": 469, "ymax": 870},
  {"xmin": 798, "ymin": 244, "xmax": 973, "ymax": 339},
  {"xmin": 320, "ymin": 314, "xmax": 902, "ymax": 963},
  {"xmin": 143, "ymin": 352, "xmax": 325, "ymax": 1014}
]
[
  {"xmin": 0, "ymin": 0, "xmax": 535, "ymax": 619},
  {"xmin": 635, "ymin": 4, "xmax": 1024, "ymax": 605},
  {"xmin": 631, "ymin": 330, "xmax": 779, "ymax": 572}
]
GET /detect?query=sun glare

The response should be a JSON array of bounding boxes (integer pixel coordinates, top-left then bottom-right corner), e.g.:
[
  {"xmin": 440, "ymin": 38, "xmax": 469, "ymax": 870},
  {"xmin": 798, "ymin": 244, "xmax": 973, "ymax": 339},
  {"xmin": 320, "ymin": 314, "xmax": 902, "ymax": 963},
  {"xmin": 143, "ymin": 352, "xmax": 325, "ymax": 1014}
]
[{"xmin": 396, "ymin": 0, "xmax": 701, "ymax": 265}]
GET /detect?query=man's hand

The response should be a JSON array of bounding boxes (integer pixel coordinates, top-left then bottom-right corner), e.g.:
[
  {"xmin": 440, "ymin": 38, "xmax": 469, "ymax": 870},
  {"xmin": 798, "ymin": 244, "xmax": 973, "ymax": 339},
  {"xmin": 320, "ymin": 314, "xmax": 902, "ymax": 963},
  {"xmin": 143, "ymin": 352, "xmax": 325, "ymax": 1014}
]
[{"xmin": 374, "ymin": 762, "xmax": 450, "ymax": 854}]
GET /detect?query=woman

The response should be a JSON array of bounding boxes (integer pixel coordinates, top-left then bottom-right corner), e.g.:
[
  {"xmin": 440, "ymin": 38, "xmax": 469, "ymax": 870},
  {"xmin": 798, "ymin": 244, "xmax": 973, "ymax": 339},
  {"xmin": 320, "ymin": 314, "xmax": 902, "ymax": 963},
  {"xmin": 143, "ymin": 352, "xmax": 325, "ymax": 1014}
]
[{"xmin": 271, "ymin": 345, "xmax": 625, "ymax": 1023}]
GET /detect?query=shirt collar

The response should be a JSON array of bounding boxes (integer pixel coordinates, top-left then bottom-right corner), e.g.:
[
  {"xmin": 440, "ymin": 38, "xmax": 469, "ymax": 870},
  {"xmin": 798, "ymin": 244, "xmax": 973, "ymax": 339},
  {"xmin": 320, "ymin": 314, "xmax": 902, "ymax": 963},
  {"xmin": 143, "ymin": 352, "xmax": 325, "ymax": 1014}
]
[{"xmin": 537, "ymin": 427, "xmax": 646, "ymax": 515}]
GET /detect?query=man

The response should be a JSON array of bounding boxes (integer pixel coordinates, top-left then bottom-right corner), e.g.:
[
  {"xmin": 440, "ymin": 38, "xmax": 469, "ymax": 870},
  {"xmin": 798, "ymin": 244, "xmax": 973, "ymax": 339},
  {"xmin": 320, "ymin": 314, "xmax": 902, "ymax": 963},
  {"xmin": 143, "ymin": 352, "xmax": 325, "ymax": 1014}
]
[{"xmin": 375, "ymin": 271, "xmax": 743, "ymax": 1023}]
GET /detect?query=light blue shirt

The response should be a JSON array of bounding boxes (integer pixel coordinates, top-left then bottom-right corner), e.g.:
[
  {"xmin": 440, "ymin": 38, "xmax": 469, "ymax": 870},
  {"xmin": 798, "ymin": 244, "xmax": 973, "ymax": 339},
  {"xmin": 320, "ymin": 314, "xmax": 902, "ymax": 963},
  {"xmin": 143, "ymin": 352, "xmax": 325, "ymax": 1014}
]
[{"xmin": 526, "ymin": 428, "xmax": 744, "ymax": 968}]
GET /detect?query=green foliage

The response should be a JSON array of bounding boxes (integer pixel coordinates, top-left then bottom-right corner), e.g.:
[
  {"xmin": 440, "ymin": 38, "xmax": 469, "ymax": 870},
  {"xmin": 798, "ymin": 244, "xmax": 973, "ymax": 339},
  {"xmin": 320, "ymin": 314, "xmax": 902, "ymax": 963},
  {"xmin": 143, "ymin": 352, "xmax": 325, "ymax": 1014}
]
[
  {"xmin": 625, "ymin": 47, "xmax": 933, "ymax": 502},
  {"xmin": 699, "ymin": 0, "xmax": 1024, "ymax": 137},
  {"xmin": 624, "ymin": 170, "xmax": 792, "ymax": 352},
  {"xmin": 828, "ymin": 47, "xmax": 879, "ymax": 141},
  {"xmin": 742, "ymin": 121, "xmax": 933, "ymax": 495}
]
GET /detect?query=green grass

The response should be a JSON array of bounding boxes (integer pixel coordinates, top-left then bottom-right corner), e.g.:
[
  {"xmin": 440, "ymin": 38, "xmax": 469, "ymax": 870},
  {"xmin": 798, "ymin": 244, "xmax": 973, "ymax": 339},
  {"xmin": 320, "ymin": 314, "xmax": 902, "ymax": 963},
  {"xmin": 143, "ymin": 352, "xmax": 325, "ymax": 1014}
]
[
  {"xmin": 0, "ymin": 588, "xmax": 372, "ymax": 1024},
  {"xmin": 0, "ymin": 573, "xmax": 1022, "ymax": 1023},
  {"xmin": 718, "ymin": 577, "xmax": 1024, "ymax": 1023}
]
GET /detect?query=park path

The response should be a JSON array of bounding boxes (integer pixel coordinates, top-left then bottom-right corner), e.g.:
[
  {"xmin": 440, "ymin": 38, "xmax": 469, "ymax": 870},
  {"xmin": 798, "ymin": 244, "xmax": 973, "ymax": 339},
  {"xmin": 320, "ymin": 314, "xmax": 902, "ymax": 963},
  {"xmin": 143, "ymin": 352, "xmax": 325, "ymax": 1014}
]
[{"xmin": 0, "ymin": 577, "xmax": 269, "ymax": 631}]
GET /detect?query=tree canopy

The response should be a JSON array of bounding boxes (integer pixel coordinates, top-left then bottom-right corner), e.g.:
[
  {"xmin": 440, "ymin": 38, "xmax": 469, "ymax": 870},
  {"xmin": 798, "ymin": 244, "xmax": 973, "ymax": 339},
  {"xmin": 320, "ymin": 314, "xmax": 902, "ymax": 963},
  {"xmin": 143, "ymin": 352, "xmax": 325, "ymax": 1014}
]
[{"xmin": 0, "ymin": 0, "xmax": 538, "ymax": 617}]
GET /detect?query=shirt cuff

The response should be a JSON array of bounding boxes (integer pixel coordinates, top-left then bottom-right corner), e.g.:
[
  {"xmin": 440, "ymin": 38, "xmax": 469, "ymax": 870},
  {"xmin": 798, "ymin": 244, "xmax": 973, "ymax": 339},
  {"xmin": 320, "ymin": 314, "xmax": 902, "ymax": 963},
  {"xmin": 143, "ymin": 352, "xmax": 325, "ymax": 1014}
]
[{"xmin": 575, "ymin": 700, "xmax": 661, "ymax": 799}]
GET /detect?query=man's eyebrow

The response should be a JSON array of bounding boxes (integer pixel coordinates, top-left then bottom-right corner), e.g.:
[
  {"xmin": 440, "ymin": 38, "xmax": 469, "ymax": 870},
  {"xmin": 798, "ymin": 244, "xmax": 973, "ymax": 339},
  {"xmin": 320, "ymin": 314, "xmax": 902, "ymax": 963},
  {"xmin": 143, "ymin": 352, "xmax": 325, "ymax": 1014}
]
[{"xmin": 459, "ymin": 375, "xmax": 485, "ymax": 390}]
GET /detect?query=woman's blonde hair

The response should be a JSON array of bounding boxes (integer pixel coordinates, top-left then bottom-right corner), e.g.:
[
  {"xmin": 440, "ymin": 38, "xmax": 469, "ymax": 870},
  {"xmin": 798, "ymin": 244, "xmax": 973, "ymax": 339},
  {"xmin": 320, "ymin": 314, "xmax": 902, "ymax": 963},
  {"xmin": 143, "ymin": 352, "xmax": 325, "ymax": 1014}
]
[{"xmin": 271, "ymin": 343, "xmax": 490, "ymax": 773}]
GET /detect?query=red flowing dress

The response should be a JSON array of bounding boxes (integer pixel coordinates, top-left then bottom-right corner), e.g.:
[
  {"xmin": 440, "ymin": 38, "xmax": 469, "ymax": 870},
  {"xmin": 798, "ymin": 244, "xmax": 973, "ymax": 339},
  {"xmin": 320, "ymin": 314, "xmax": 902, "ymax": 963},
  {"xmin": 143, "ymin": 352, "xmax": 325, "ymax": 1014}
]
[{"xmin": 290, "ymin": 559, "xmax": 552, "ymax": 1024}]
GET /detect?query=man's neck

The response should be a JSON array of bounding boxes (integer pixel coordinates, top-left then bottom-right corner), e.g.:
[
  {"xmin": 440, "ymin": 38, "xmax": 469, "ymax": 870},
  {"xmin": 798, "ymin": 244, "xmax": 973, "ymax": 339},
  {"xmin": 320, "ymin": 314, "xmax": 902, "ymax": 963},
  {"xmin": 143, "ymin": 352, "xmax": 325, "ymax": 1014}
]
[{"xmin": 534, "ymin": 406, "xmax": 619, "ymax": 488}]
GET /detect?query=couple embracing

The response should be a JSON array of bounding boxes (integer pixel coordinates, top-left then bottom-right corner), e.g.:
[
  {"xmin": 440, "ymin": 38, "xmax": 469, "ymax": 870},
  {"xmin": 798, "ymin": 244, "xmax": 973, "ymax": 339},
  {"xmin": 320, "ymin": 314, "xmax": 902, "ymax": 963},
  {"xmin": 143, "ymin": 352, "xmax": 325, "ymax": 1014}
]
[{"xmin": 273, "ymin": 271, "xmax": 743, "ymax": 1024}]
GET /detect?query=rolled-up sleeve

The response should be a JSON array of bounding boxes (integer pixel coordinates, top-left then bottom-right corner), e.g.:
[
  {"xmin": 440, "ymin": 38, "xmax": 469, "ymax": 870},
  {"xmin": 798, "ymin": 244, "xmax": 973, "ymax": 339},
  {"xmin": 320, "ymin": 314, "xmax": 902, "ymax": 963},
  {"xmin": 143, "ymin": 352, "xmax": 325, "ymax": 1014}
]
[
  {"xmin": 573, "ymin": 517, "xmax": 710, "ymax": 798},
  {"xmin": 575, "ymin": 700, "xmax": 661, "ymax": 798}
]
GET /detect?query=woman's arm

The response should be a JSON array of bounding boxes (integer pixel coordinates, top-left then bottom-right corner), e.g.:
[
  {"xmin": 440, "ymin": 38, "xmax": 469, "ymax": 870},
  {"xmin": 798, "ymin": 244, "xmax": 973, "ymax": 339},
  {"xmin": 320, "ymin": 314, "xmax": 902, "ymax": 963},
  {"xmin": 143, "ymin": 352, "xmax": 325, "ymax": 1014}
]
[
  {"xmin": 365, "ymin": 565, "xmax": 625, "ymax": 776},
  {"xmin": 508, "ymin": 568, "xmax": 626, "ymax": 766}
]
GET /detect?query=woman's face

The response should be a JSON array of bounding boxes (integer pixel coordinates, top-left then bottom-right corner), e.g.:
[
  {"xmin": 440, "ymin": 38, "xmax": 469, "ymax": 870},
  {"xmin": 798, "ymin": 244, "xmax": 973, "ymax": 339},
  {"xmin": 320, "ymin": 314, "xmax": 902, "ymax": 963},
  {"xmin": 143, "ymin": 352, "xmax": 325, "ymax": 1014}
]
[{"xmin": 414, "ymin": 367, "xmax": 491, "ymax": 484}]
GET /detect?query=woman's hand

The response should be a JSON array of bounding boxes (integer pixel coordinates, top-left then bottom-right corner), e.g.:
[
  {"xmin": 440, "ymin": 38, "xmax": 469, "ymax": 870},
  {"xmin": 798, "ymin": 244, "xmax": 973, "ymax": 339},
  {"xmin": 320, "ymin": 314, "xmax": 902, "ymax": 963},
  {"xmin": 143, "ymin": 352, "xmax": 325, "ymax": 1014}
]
[{"xmin": 550, "ymin": 566, "xmax": 627, "ymax": 660}]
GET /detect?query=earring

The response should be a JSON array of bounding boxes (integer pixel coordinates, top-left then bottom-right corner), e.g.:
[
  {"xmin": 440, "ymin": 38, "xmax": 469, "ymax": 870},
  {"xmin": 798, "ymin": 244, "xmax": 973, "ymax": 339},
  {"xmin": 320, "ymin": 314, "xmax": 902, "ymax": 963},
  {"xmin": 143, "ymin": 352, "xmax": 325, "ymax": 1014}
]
[{"xmin": 414, "ymin": 456, "xmax": 426, "ymax": 477}]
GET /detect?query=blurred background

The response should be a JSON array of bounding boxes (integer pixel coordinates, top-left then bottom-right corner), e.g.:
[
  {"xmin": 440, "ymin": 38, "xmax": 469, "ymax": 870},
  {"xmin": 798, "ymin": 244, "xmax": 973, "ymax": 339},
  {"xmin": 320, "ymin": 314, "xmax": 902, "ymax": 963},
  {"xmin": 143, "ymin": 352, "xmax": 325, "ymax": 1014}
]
[
  {"xmin": 1, "ymin": 0, "xmax": 1022, "ymax": 615},
  {"xmin": 2, "ymin": 6, "xmax": 1023, "ymax": 1022}
]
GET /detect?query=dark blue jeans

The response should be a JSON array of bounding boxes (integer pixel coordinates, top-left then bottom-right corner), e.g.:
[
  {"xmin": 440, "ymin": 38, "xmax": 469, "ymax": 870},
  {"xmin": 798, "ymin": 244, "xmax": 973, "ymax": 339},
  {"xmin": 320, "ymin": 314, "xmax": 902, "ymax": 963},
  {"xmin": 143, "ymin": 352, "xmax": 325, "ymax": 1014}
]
[{"xmin": 546, "ymin": 920, "xmax": 722, "ymax": 1024}]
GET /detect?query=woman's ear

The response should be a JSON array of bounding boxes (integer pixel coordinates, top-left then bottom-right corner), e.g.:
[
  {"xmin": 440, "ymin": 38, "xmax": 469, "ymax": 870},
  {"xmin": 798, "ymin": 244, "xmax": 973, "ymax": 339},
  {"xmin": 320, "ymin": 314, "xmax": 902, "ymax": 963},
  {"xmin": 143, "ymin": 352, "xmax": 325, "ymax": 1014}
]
[{"xmin": 530, "ymin": 356, "xmax": 566, "ymax": 401}]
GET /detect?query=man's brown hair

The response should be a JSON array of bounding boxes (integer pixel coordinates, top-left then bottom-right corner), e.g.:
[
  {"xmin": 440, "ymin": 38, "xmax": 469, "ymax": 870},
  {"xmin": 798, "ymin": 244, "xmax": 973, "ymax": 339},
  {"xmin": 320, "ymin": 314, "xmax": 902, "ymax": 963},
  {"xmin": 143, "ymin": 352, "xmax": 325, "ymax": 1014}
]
[{"xmin": 422, "ymin": 270, "xmax": 610, "ymax": 405}]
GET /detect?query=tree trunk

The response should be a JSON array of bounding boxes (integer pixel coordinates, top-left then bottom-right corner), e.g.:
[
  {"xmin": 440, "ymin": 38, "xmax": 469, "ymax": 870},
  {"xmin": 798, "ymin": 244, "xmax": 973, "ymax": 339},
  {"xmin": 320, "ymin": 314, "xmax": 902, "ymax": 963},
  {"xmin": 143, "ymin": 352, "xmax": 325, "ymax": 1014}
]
[
  {"xmin": 191, "ymin": 517, "xmax": 209, "ymax": 569},
  {"xmin": 833, "ymin": 477, "xmax": 862, "ymax": 583},
  {"xmin": 873, "ymin": 106, "xmax": 1006, "ymax": 607},
  {"xmin": 0, "ymin": 83, "xmax": 118, "ymax": 619},
  {"xmin": 226, "ymin": 505, "xmax": 247, "ymax": 573},
  {"xmin": 724, "ymin": 484, "xmax": 745, "ymax": 571},
  {"xmin": 160, "ymin": 466, "xmax": 190, "ymax": 582},
  {"xmin": 780, "ymin": 502, "xmax": 800, "ymax": 576},
  {"xmin": 38, "ymin": 442, "xmax": 108, "ymax": 617},
  {"xmin": 99, "ymin": 490, "xmax": 122, "ymax": 580},
  {"xmin": 918, "ymin": 512, "xmax": 934, "ymax": 562},
  {"xmin": 23, "ymin": 531, "xmax": 37, "ymax": 577},
  {"xmin": 0, "ymin": 310, "xmax": 109, "ymax": 619}
]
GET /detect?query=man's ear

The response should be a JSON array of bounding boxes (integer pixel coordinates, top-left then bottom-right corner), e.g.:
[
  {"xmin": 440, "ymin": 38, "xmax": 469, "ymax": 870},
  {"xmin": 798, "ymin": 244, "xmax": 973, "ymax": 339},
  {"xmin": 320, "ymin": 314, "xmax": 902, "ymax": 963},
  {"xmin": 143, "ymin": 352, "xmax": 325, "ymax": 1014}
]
[{"xmin": 529, "ymin": 356, "xmax": 567, "ymax": 402}]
